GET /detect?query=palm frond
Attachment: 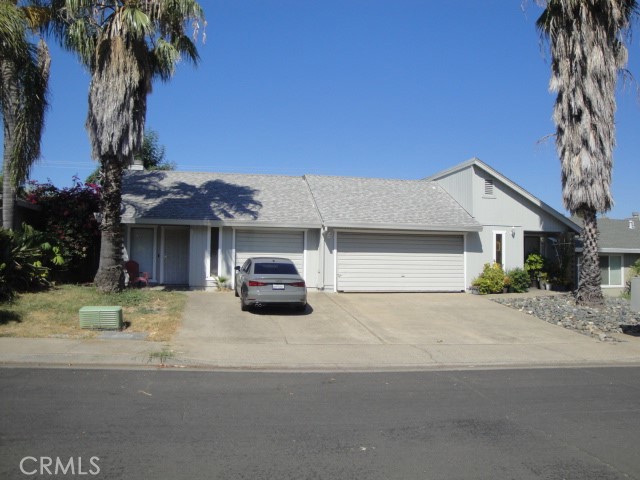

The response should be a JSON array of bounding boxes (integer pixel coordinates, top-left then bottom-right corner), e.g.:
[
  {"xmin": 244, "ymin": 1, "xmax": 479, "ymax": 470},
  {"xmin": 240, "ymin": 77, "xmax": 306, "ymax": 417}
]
[
  {"xmin": 151, "ymin": 37, "xmax": 180, "ymax": 81},
  {"xmin": 0, "ymin": 2, "xmax": 31, "ymax": 61},
  {"xmin": 63, "ymin": 17, "xmax": 97, "ymax": 68},
  {"xmin": 107, "ymin": 4, "xmax": 153, "ymax": 39},
  {"xmin": 20, "ymin": 5, "xmax": 53, "ymax": 31},
  {"xmin": 537, "ymin": 0, "xmax": 637, "ymax": 214},
  {"xmin": 10, "ymin": 39, "xmax": 50, "ymax": 186},
  {"xmin": 86, "ymin": 35, "xmax": 149, "ymax": 159}
]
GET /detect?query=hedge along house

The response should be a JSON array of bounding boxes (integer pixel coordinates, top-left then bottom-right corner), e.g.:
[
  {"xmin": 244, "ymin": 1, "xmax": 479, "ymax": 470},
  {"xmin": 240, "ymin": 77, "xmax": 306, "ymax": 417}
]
[
  {"xmin": 120, "ymin": 159, "xmax": 579, "ymax": 292},
  {"xmin": 426, "ymin": 158, "xmax": 581, "ymax": 281}
]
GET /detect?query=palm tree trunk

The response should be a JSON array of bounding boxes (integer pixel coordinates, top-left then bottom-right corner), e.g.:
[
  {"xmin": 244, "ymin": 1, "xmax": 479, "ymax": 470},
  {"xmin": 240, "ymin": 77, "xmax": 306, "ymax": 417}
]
[
  {"xmin": 576, "ymin": 208, "xmax": 604, "ymax": 306},
  {"xmin": 93, "ymin": 155, "xmax": 125, "ymax": 293},
  {"xmin": 1, "ymin": 57, "xmax": 19, "ymax": 231}
]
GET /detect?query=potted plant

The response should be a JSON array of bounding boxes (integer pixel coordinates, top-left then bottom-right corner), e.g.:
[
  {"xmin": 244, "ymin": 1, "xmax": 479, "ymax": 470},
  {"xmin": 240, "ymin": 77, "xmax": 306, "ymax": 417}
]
[
  {"xmin": 503, "ymin": 275, "xmax": 512, "ymax": 293},
  {"xmin": 538, "ymin": 271, "xmax": 550, "ymax": 290},
  {"xmin": 525, "ymin": 253, "xmax": 545, "ymax": 289}
]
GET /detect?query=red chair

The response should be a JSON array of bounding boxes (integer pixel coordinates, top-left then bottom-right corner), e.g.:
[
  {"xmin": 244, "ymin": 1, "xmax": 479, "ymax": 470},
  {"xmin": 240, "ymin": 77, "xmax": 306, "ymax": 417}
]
[{"xmin": 124, "ymin": 260, "xmax": 149, "ymax": 287}]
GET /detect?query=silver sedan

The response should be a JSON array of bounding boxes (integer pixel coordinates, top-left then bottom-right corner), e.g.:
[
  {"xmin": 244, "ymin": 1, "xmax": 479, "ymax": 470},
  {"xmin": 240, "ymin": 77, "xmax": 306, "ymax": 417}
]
[{"xmin": 234, "ymin": 257, "xmax": 307, "ymax": 312}]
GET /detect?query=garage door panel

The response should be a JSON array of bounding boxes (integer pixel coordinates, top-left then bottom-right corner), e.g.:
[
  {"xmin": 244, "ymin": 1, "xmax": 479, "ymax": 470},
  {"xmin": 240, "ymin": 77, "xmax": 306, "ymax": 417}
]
[
  {"xmin": 337, "ymin": 232, "xmax": 464, "ymax": 292},
  {"xmin": 235, "ymin": 230, "xmax": 304, "ymax": 275}
]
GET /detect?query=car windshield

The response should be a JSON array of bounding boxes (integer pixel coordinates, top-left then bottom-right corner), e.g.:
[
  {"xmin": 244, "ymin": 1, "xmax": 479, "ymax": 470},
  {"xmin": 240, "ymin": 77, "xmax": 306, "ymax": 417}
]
[{"xmin": 254, "ymin": 263, "xmax": 298, "ymax": 275}]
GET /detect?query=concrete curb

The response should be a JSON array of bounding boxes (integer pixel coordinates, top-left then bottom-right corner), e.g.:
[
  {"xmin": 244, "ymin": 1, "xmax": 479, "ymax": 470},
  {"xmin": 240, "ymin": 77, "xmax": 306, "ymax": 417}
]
[{"xmin": 3, "ymin": 336, "xmax": 640, "ymax": 372}]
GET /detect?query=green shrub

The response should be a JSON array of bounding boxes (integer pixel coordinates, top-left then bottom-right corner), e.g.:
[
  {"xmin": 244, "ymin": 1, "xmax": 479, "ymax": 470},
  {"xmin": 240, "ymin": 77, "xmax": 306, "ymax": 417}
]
[
  {"xmin": 623, "ymin": 259, "xmax": 640, "ymax": 296},
  {"xmin": 24, "ymin": 178, "xmax": 100, "ymax": 282},
  {"xmin": 0, "ymin": 228, "xmax": 51, "ymax": 302},
  {"xmin": 524, "ymin": 253, "xmax": 545, "ymax": 276},
  {"xmin": 506, "ymin": 267, "xmax": 530, "ymax": 293},
  {"xmin": 472, "ymin": 263, "xmax": 505, "ymax": 295}
]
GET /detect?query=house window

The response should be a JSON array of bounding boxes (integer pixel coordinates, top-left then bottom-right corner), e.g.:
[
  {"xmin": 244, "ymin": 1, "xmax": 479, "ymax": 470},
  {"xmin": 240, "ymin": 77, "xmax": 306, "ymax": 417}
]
[
  {"xmin": 210, "ymin": 227, "xmax": 220, "ymax": 277},
  {"xmin": 494, "ymin": 231, "xmax": 505, "ymax": 268},
  {"xmin": 600, "ymin": 255, "xmax": 622, "ymax": 286},
  {"xmin": 484, "ymin": 178, "xmax": 494, "ymax": 196}
]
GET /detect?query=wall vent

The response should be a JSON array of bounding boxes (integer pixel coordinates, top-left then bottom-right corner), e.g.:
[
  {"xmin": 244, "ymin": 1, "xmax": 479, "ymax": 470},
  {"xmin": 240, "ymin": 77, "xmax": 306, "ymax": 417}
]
[
  {"xmin": 484, "ymin": 178, "xmax": 494, "ymax": 196},
  {"xmin": 79, "ymin": 306, "xmax": 123, "ymax": 330}
]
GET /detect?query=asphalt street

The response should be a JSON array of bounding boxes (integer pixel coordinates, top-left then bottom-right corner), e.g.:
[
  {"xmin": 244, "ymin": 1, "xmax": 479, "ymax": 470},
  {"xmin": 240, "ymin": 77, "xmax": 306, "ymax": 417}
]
[{"xmin": 2, "ymin": 367, "xmax": 640, "ymax": 479}]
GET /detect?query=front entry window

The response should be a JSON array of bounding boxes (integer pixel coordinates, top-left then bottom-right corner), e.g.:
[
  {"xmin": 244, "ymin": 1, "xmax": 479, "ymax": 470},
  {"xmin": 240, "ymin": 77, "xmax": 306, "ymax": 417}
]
[
  {"xmin": 494, "ymin": 232, "xmax": 504, "ymax": 267},
  {"xmin": 210, "ymin": 228, "xmax": 219, "ymax": 277}
]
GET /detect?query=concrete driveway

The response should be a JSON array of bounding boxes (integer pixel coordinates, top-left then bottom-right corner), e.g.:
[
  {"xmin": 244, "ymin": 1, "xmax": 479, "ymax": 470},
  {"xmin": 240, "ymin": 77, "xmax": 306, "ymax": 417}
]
[
  {"xmin": 172, "ymin": 291, "xmax": 640, "ymax": 370},
  {"xmin": 177, "ymin": 291, "xmax": 579, "ymax": 345}
]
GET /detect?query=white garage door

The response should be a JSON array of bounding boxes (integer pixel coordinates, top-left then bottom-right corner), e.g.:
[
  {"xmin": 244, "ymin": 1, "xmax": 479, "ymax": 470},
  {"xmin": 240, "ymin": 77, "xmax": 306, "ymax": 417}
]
[
  {"xmin": 336, "ymin": 232, "xmax": 464, "ymax": 292},
  {"xmin": 235, "ymin": 230, "xmax": 305, "ymax": 276}
]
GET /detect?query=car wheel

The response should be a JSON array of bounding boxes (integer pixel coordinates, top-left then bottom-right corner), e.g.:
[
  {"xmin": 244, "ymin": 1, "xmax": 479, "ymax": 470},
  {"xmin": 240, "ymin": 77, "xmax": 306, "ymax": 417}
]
[{"xmin": 240, "ymin": 292, "xmax": 249, "ymax": 312}]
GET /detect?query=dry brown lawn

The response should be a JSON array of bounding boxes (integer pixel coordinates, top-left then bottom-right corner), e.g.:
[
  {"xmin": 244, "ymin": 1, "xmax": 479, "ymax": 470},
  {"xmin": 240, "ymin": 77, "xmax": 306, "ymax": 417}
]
[{"xmin": 0, "ymin": 284, "xmax": 186, "ymax": 342}]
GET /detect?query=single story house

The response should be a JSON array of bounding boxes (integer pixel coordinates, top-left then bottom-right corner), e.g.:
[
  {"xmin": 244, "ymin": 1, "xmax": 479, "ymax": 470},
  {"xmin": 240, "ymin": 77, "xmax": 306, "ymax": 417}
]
[
  {"xmin": 575, "ymin": 213, "xmax": 640, "ymax": 295},
  {"xmin": 120, "ymin": 158, "xmax": 580, "ymax": 292}
]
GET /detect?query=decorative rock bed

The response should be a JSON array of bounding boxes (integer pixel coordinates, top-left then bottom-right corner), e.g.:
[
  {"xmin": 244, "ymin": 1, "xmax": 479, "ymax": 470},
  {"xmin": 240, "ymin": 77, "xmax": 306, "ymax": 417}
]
[{"xmin": 491, "ymin": 293, "xmax": 640, "ymax": 342}]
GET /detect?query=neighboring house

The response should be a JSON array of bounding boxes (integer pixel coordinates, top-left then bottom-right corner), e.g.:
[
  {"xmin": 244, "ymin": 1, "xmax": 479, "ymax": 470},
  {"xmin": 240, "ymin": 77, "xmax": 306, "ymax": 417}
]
[
  {"xmin": 120, "ymin": 158, "xmax": 579, "ymax": 292},
  {"xmin": 575, "ymin": 213, "xmax": 640, "ymax": 295}
]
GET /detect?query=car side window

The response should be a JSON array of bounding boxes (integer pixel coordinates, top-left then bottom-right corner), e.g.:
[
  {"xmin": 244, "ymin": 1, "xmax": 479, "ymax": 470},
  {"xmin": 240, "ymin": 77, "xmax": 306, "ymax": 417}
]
[{"xmin": 242, "ymin": 260, "xmax": 251, "ymax": 273}]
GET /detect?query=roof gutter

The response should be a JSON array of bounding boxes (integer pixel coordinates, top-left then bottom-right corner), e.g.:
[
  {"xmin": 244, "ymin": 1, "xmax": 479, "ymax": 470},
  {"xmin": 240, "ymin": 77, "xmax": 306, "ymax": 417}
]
[
  {"xmin": 324, "ymin": 222, "xmax": 483, "ymax": 232},
  {"xmin": 120, "ymin": 217, "xmax": 322, "ymax": 229}
]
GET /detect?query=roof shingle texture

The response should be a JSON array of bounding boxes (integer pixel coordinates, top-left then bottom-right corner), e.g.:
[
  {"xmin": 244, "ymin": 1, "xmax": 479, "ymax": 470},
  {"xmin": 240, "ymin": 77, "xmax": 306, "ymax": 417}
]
[
  {"xmin": 597, "ymin": 217, "xmax": 640, "ymax": 250},
  {"xmin": 304, "ymin": 175, "xmax": 480, "ymax": 229},
  {"xmin": 121, "ymin": 170, "xmax": 481, "ymax": 231},
  {"xmin": 121, "ymin": 171, "xmax": 321, "ymax": 225}
]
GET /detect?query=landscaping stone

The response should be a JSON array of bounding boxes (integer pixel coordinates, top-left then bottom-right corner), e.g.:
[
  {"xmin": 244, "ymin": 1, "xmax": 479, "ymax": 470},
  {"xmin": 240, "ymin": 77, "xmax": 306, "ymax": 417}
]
[{"xmin": 491, "ymin": 294, "xmax": 640, "ymax": 342}]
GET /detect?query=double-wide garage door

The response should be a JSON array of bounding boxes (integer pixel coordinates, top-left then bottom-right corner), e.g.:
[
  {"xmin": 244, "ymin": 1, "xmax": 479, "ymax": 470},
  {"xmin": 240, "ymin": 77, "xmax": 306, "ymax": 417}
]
[
  {"xmin": 235, "ymin": 230, "xmax": 305, "ymax": 276},
  {"xmin": 337, "ymin": 232, "xmax": 464, "ymax": 292}
]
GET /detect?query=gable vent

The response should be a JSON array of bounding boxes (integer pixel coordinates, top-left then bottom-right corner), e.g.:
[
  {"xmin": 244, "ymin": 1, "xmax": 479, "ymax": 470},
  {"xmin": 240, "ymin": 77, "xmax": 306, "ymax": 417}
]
[{"xmin": 484, "ymin": 178, "xmax": 494, "ymax": 196}]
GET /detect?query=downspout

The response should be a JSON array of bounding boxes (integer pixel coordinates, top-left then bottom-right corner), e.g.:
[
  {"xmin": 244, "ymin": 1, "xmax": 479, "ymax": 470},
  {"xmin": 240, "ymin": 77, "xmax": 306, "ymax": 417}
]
[{"xmin": 303, "ymin": 175, "xmax": 326, "ymax": 290}]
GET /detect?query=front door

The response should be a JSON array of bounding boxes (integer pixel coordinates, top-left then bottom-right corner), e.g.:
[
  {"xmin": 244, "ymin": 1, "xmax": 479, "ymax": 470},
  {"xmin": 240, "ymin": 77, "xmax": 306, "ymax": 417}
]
[
  {"xmin": 129, "ymin": 227, "xmax": 155, "ymax": 280},
  {"xmin": 162, "ymin": 227, "xmax": 189, "ymax": 285}
]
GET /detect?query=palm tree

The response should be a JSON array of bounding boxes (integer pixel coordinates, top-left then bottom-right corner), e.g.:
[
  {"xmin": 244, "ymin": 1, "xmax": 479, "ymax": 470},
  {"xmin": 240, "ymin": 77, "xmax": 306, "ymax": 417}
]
[
  {"xmin": 56, "ymin": 0, "xmax": 204, "ymax": 293},
  {"xmin": 537, "ymin": 0, "xmax": 637, "ymax": 306},
  {"xmin": 0, "ymin": 0, "xmax": 50, "ymax": 231}
]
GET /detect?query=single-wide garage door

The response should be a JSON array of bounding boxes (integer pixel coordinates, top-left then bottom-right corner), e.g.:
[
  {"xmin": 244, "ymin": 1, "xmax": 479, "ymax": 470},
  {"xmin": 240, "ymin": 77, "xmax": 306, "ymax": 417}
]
[
  {"xmin": 336, "ymin": 232, "xmax": 464, "ymax": 292},
  {"xmin": 235, "ymin": 230, "xmax": 305, "ymax": 276}
]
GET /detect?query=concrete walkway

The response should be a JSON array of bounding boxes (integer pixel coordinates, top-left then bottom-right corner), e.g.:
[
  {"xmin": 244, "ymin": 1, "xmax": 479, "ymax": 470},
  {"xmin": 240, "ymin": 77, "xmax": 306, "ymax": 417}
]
[{"xmin": 3, "ymin": 291, "xmax": 640, "ymax": 371}]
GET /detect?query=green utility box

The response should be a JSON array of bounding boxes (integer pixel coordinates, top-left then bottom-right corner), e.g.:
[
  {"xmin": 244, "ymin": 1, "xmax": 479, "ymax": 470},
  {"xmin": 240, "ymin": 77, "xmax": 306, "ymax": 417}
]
[{"xmin": 79, "ymin": 306, "xmax": 123, "ymax": 330}]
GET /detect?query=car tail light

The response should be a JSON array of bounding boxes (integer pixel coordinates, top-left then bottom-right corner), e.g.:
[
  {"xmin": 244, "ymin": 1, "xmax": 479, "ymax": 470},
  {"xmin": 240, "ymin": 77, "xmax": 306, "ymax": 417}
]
[
  {"xmin": 289, "ymin": 281, "xmax": 306, "ymax": 287},
  {"xmin": 248, "ymin": 280, "xmax": 267, "ymax": 286}
]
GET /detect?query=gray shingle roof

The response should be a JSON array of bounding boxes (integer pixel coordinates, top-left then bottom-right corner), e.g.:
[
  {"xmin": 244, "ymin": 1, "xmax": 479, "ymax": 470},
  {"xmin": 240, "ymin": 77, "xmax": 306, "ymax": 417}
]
[
  {"xmin": 304, "ymin": 175, "xmax": 481, "ymax": 231},
  {"xmin": 597, "ymin": 217, "xmax": 640, "ymax": 251},
  {"xmin": 121, "ymin": 170, "xmax": 482, "ymax": 232},
  {"xmin": 121, "ymin": 171, "xmax": 321, "ymax": 227},
  {"xmin": 572, "ymin": 216, "xmax": 640, "ymax": 252}
]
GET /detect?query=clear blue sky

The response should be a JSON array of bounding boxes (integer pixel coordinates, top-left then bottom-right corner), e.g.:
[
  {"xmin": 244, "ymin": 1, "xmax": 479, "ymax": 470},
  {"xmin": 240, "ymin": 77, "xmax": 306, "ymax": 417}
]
[{"xmin": 24, "ymin": 0, "xmax": 640, "ymax": 219}]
